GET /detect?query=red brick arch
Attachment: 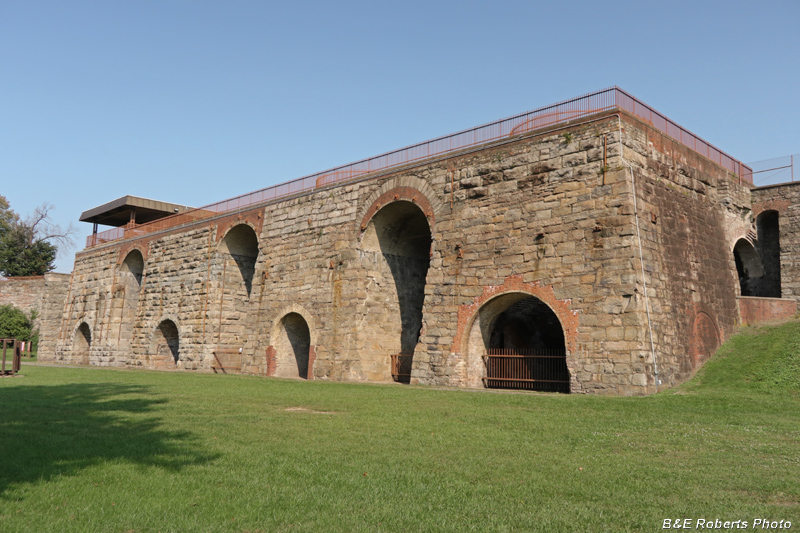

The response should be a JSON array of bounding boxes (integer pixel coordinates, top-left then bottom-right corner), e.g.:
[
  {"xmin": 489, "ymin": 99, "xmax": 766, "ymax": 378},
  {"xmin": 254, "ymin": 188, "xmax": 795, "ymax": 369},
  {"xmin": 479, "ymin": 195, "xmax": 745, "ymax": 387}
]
[
  {"xmin": 117, "ymin": 243, "xmax": 149, "ymax": 265},
  {"xmin": 215, "ymin": 211, "xmax": 263, "ymax": 243},
  {"xmin": 689, "ymin": 306, "xmax": 721, "ymax": 369},
  {"xmin": 359, "ymin": 186, "xmax": 436, "ymax": 233},
  {"xmin": 453, "ymin": 275, "xmax": 579, "ymax": 356},
  {"xmin": 752, "ymin": 199, "xmax": 789, "ymax": 219}
]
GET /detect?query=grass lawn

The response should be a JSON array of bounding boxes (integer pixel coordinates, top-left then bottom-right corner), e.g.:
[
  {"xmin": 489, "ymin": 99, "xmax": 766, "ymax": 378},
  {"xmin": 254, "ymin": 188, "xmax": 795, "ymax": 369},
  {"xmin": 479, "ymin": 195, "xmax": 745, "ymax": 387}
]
[{"xmin": 0, "ymin": 323, "xmax": 798, "ymax": 532}]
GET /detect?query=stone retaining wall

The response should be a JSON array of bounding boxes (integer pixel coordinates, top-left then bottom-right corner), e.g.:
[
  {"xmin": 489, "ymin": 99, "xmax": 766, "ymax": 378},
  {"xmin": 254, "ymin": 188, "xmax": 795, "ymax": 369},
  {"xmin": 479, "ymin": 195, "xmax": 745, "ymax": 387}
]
[{"xmin": 0, "ymin": 273, "xmax": 71, "ymax": 355}]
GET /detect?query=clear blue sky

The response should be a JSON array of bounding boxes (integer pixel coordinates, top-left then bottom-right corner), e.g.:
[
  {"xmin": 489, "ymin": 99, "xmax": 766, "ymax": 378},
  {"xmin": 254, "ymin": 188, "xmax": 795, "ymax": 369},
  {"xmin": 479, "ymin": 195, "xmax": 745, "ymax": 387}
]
[{"xmin": 2, "ymin": 0, "xmax": 798, "ymax": 273}]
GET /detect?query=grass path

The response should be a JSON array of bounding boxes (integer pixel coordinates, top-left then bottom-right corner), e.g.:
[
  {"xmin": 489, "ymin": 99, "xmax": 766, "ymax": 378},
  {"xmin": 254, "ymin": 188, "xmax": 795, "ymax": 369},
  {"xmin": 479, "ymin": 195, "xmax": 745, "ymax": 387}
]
[{"xmin": 1, "ymin": 322, "xmax": 799, "ymax": 531}]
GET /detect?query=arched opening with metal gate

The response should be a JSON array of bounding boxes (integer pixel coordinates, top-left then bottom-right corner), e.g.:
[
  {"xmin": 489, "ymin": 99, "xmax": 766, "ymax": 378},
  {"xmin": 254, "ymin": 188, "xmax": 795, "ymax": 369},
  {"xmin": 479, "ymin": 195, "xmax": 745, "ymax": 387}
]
[
  {"xmin": 74, "ymin": 322, "xmax": 92, "ymax": 365},
  {"xmin": 151, "ymin": 319, "xmax": 180, "ymax": 368},
  {"xmin": 360, "ymin": 200, "xmax": 431, "ymax": 383},
  {"xmin": 274, "ymin": 312, "xmax": 311, "ymax": 379},
  {"xmin": 466, "ymin": 293, "xmax": 570, "ymax": 393}
]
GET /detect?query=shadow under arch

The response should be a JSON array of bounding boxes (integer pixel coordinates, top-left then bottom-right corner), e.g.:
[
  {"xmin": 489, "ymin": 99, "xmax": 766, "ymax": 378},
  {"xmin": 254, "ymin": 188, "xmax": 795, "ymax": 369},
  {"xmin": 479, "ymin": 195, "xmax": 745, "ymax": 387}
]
[
  {"xmin": 73, "ymin": 321, "xmax": 92, "ymax": 365},
  {"xmin": 116, "ymin": 249, "xmax": 146, "ymax": 350},
  {"xmin": 121, "ymin": 248, "xmax": 145, "ymax": 288},
  {"xmin": 361, "ymin": 200, "xmax": 432, "ymax": 361},
  {"xmin": 0, "ymin": 381, "xmax": 218, "ymax": 498},
  {"xmin": 756, "ymin": 210, "xmax": 781, "ymax": 297},
  {"xmin": 733, "ymin": 238, "xmax": 765, "ymax": 296},
  {"xmin": 271, "ymin": 312, "xmax": 313, "ymax": 379},
  {"xmin": 464, "ymin": 291, "xmax": 571, "ymax": 393},
  {"xmin": 150, "ymin": 319, "xmax": 180, "ymax": 368},
  {"xmin": 219, "ymin": 223, "xmax": 260, "ymax": 298}
]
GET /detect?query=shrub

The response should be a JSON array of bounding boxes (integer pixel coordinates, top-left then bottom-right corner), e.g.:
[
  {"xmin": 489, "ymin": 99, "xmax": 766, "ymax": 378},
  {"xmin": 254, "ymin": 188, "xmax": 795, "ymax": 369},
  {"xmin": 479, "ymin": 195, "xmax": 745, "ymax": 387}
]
[{"xmin": 0, "ymin": 304, "xmax": 34, "ymax": 342}]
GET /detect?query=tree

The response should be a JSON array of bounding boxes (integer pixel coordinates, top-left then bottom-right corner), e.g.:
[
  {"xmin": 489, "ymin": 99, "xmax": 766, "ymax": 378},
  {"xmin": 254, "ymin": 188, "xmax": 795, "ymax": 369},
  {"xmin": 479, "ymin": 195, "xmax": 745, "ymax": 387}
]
[
  {"xmin": 0, "ymin": 196, "xmax": 76, "ymax": 277},
  {"xmin": 0, "ymin": 195, "xmax": 17, "ymax": 236}
]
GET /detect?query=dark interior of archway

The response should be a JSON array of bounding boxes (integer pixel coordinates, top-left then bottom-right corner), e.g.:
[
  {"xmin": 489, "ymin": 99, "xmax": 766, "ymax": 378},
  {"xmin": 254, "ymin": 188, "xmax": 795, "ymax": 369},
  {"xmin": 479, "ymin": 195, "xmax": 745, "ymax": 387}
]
[
  {"xmin": 489, "ymin": 297, "xmax": 565, "ymax": 351},
  {"xmin": 756, "ymin": 211, "xmax": 781, "ymax": 298},
  {"xmin": 734, "ymin": 239, "xmax": 765, "ymax": 297},
  {"xmin": 157, "ymin": 320, "xmax": 180, "ymax": 363},
  {"xmin": 283, "ymin": 313, "xmax": 311, "ymax": 379},
  {"xmin": 487, "ymin": 296, "xmax": 568, "ymax": 393},
  {"xmin": 77, "ymin": 323, "xmax": 91, "ymax": 346},
  {"xmin": 373, "ymin": 201, "xmax": 432, "ymax": 356},
  {"xmin": 222, "ymin": 225, "xmax": 259, "ymax": 297},
  {"xmin": 123, "ymin": 250, "xmax": 144, "ymax": 287},
  {"xmin": 76, "ymin": 323, "xmax": 91, "ymax": 364}
]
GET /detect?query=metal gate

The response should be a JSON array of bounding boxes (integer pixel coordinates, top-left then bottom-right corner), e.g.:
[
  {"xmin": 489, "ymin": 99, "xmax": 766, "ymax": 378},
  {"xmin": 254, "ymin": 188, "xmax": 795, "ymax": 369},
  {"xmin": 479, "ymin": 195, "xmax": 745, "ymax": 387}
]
[
  {"xmin": 390, "ymin": 354, "xmax": 413, "ymax": 384},
  {"xmin": 1, "ymin": 339, "xmax": 21, "ymax": 376},
  {"xmin": 482, "ymin": 348, "xmax": 569, "ymax": 393}
]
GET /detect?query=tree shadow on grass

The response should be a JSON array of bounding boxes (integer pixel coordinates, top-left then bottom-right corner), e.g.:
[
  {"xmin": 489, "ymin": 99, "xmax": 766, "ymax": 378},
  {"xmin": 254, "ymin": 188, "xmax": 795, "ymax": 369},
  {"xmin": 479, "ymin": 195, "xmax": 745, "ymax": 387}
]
[{"xmin": 0, "ymin": 382, "xmax": 219, "ymax": 498}]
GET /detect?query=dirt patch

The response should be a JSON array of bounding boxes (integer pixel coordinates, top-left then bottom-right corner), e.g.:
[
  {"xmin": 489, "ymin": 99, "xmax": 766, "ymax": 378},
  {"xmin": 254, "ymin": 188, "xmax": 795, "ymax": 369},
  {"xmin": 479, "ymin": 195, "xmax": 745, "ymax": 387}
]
[{"xmin": 284, "ymin": 406, "xmax": 339, "ymax": 415}]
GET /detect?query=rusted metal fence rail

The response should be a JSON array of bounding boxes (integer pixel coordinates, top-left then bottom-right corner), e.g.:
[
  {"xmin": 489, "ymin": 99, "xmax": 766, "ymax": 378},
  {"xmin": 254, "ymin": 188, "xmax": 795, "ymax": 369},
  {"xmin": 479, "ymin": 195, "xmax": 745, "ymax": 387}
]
[
  {"xmin": 482, "ymin": 348, "xmax": 569, "ymax": 393},
  {"xmin": 87, "ymin": 87, "xmax": 753, "ymax": 248},
  {"xmin": 211, "ymin": 347, "xmax": 243, "ymax": 374},
  {"xmin": 390, "ymin": 354, "xmax": 413, "ymax": 384},
  {"xmin": 748, "ymin": 153, "xmax": 798, "ymax": 186},
  {"xmin": 1, "ymin": 339, "xmax": 22, "ymax": 376}
]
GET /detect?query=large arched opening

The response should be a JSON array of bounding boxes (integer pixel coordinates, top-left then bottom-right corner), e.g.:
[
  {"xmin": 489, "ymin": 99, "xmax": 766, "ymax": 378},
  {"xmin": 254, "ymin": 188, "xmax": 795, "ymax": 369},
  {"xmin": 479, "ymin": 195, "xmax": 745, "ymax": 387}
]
[
  {"xmin": 756, "ymin": 211, "xmax": 781, "ymax": 297},
  {"xmin": 219, "ymin": 224, "xmax": 259, "ymax": 298},
  {"xmin": 361, "ymin": 200, "xmax": 431, "ymax": 383},
  {"xmin": 733, "ymin": 238, "xmax": 765, "ymax": 296},
  {"xmin": 274, "ymin": 312, "xmax": 312, "ymax": 379},
  {"xmin": 151, "ymin": 319, "xmax": 180, "ymax": 368},
  {"xmin": 121, "ymin": 249, "xmax": 144, "ymax": 288},
  {"xmin": 74, "ymin": 322, "xmax": 92, "ymax": 365},
  {"xmin": 465, "ymin": 293, "xmax": 570, "ymax": 393},
  {"xmin": 117, "ymin": 249, "xmax": 145, "ymax": 348}
]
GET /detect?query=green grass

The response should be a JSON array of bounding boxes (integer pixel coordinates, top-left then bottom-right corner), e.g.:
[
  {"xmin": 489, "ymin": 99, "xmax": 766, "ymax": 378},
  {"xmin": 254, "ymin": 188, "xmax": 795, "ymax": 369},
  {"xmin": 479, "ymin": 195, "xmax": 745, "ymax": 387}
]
[{"xmin": 1, "ymin": 322, "xmax": 799, "ymax": 532}]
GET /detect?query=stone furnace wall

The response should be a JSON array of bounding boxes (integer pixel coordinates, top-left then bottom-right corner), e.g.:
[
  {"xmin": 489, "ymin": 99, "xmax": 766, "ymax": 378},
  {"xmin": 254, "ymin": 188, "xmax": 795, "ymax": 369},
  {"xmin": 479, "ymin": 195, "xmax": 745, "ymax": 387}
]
[{"xmin": 47, "ymin": 111, "xmax": 753, "ymax": 395}]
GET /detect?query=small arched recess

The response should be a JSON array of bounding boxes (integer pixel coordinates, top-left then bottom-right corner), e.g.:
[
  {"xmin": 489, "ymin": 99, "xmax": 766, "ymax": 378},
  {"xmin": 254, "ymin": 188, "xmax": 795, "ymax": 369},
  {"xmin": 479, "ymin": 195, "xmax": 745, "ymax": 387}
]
[
  {"xmin": 150, "ymin": 319, "xmax": 180, "ymax": 368},
  {"xmin": 273, "ymin": 312, "xmax": 313, "ymax": 379},
  {"xmin": 73, "ymin": 322, "xmax": 92, "ymax": 365}
]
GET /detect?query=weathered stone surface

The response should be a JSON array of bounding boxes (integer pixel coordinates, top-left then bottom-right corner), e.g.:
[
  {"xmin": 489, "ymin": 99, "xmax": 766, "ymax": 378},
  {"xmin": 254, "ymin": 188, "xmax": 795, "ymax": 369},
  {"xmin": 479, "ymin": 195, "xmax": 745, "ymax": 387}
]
[
  {"xmin": 39, "ymin": 112, "xmax": 762, "ymax": 396},
  {"xmin": 0, "ymin": 273, "xmax": 70, "ymax": 355}
]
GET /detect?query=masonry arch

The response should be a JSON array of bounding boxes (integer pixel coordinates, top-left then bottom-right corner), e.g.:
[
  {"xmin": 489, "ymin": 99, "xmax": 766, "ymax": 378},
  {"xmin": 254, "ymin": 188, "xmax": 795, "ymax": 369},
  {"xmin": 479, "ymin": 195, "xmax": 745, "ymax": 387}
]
[
  {"xmin": 360, "ymin": 197, "xmax": 432, "ymax": 381},
  {"xmin": 219, "ymin": 223, "xmax": 260, "ymax": 298},
  {"xmin": 690, "ymin": 310, "xmax": 720, "ymax": 370},
  {"xmin": 73, "ymin": 321, "xmax": 92, "ymax": 365},
  {"xmin": 733, "ymin": 238, "xmax": 765, "ymax": 296},
  {"xmin": 121, "ymin": 249, "xmax": 145, "ymax": 288},
  {"xmin": 463, "ymin": 292, "xmax": 570, "ymax": 393},
  {"xmin": 756, "ymin": 210, "xmax": 781, "ymax": 297},
  {"xmin": 150, "ymin": 318, "xmax": 180, "ymax": 368},
  {"xmin": 272, "ymin": 312, "xmax": 313, "ymax": 379},
  {"xmin": 357, "ymin": 177, "xmax": 442, "ymax": 231}
]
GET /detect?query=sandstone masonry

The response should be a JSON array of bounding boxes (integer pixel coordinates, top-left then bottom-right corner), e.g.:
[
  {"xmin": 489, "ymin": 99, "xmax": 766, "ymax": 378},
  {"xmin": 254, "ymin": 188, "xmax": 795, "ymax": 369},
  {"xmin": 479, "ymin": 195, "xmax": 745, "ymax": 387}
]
[{"xmin": 42, "ymin": 108, "xmax": 766, "ymax": 395}]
